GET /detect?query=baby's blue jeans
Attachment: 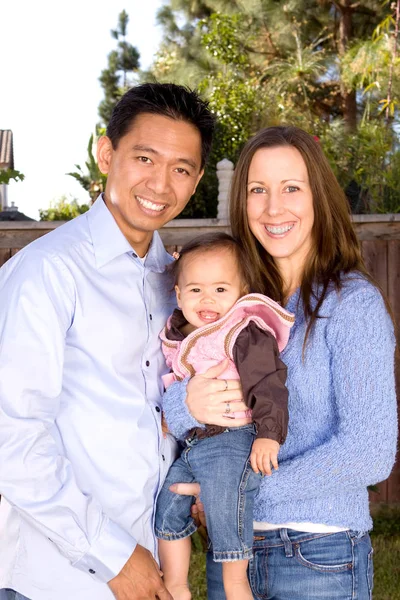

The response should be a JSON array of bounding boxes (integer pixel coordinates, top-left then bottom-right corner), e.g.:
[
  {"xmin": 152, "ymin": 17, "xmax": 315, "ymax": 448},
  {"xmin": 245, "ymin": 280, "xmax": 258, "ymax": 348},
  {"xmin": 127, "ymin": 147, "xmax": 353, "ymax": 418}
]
[{"xmin": 155, "ymin": 423, "xmax": 261, "ymax": 561}]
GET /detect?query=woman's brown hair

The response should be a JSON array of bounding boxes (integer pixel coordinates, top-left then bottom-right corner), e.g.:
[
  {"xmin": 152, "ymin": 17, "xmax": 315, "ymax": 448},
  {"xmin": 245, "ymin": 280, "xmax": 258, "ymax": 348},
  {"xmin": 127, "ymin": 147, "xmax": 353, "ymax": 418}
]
[{"xmin": 230, "ymin": 125, "xmax": 392, "ymax": 347}]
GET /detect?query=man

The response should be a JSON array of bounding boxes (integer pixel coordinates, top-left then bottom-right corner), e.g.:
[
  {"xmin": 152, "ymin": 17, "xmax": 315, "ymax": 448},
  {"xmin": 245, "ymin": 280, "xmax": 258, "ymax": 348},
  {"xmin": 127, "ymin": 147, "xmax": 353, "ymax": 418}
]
[{"xmin": 0, "ymin": 83, "xmax": 215, "ymax": 600}]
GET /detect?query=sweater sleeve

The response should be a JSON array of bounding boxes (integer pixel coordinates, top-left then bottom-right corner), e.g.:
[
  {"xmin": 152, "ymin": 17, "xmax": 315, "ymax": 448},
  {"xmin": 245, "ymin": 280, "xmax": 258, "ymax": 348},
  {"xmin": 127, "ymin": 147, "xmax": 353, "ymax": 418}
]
[
  {"xmin": 233, "ymin": 323, "xmax": 289, "ymax": 443},
  {"xmin": 162, "ymin": 378, "xmax": 206, "ymax": 441},
  {"xmin": 258, "ymin": 284, "xmax": 398, "ymax": 505}
]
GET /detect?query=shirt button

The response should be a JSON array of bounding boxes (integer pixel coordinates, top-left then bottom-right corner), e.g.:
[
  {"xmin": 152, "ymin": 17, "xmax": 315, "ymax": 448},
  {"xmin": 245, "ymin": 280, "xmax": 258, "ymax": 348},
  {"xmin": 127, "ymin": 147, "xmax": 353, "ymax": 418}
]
[
  {"xmin": 162, "ymin": 454, "xmax": 165, "ymax": 461},
  {"xmin": 89, "ymin": 569, "xmax": 96, "ymax": 574},
  {"xmin": 155, "ymin": 406, "xmax": 161, "ymax": 413},
  {"xmin": 149, "ymin": 314, "xmax": 153, "ymax": 320},
  {"xmin": 145, "ymin": 360, "xmax": 150, "ymax": 367}
]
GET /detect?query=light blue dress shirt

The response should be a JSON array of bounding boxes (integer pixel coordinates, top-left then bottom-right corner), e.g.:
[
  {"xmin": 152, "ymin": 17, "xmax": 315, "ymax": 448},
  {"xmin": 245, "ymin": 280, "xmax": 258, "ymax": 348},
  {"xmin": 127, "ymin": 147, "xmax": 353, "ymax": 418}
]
[{"xmin": 0, "ymin": 197, "xmax": 178, "ymax": 600}]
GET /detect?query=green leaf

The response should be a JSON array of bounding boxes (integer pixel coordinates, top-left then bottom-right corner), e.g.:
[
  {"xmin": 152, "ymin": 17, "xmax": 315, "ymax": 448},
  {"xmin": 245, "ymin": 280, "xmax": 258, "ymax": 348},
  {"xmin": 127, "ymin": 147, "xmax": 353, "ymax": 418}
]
[{"xmin": 0, "ymin": 169, "xmax": 25, "ymax": 185}]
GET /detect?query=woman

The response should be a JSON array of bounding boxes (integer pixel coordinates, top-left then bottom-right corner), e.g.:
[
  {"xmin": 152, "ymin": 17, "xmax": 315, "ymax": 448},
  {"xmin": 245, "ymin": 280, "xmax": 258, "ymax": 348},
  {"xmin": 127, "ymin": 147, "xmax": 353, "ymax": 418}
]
[{"xmin": 163, "ymin": 125, "xmax": 397, "ymax": 600}]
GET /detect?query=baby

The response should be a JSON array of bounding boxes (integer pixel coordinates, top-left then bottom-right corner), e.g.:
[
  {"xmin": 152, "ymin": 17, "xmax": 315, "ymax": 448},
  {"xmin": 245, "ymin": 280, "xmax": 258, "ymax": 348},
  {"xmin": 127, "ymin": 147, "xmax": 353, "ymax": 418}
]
[{"xmin": 155, "ymin": 232, "xmax": 294, "ymax": 600}]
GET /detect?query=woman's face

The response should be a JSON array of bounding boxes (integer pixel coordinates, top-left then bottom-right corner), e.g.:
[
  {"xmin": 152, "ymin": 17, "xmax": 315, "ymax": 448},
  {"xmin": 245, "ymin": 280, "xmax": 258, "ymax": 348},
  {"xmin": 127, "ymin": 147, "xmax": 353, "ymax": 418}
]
[{"xmin": 246, "ymin": 145, "xmax": 314, "ymax": 277}]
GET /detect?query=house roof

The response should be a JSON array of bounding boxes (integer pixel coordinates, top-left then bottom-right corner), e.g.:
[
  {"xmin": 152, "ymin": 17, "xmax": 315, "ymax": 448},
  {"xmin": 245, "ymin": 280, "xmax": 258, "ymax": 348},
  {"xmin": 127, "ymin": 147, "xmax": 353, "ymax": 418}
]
[
  {"xmin": 0, "ymin": 205, "xmax": 35, "ymax": 221},
  {"xmin": 0, "ymin": 130, "xmax": 14, "ymax": 170}
]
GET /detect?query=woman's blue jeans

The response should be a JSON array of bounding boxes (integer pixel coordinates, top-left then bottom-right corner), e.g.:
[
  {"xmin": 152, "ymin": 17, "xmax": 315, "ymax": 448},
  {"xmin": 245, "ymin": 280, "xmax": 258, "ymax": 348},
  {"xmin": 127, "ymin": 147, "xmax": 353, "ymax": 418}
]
[{"xmin": 206, "ymin": 528, "xmax": 373, "ymax": 599}]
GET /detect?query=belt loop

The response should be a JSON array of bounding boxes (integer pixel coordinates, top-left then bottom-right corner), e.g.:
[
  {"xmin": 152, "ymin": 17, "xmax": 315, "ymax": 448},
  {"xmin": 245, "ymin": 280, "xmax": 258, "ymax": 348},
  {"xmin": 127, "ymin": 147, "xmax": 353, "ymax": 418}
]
[{"xmin": 280, "ymin": 528, "xmax": 294, "ymax": 558}]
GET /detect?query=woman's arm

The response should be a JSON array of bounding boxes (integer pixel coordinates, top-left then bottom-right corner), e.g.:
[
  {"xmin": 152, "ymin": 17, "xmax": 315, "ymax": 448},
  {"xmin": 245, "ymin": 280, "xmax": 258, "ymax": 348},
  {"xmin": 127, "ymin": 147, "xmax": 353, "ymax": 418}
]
[
  {"xmin": 162, "ymin": 361, "xmax": 246, "ymax": 440},
  {"xmin": 258, "ymin": 284, "xmax": 398, "ymax": 504}
]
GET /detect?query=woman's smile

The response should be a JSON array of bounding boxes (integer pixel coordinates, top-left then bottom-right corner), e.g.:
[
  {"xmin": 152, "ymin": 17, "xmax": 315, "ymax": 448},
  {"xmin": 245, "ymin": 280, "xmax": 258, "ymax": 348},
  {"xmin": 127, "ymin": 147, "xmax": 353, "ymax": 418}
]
[{"xmin": 264, "ymin": 222, "xmax": 295, "ymax": 237}]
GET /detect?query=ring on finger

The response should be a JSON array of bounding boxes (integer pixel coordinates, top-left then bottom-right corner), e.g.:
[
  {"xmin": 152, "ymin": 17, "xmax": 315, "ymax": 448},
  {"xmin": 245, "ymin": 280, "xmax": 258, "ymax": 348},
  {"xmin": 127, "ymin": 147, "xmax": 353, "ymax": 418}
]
[
  {"xmin": 225, "ymin": 402, "xmax": 231, "ymax": 414},
  {"xmin": 223, "ymin": 379, "xmax": 228, "ymax": 391}
]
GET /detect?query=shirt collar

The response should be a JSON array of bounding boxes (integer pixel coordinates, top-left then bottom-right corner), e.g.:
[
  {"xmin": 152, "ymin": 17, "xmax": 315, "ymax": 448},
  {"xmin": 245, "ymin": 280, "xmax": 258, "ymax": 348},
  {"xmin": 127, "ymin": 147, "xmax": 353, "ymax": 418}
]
[
  {"xmin": 145, "ymin": 230, "xmax": 174, "ymax": 273},
  {"xmin": 166, "ymin": 309, "xmax": 187, "ymax": 341},
  {"xmin": 87, "ymin": 195, "xmax": 173, "ymax": 272}
]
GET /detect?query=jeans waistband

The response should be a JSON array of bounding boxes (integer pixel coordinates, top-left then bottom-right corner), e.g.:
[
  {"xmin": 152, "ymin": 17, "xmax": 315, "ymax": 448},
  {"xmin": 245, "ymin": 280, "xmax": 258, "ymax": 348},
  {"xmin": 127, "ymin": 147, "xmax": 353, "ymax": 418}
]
[
  {"xmin": 186, "ymin": 423, "xmax": 256, "ymax": 445},
  {"xmin": 253, "ymin": 528, "xmax": 356, "ymax": 553}
]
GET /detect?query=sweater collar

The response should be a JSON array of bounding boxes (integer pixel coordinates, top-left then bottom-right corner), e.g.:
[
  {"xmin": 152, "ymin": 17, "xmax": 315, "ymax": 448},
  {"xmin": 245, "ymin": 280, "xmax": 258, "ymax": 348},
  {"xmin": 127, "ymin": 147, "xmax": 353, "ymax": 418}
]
[{"xmin": 285, "ymin": 288, "xmax": 301, "ymax": 313}]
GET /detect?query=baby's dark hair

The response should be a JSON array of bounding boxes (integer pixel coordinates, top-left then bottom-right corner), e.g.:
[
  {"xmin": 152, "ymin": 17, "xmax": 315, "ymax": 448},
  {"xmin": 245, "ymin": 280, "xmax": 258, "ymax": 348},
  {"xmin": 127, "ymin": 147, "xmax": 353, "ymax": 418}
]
[{"xmin": 169, "ymin": 232, "xmax": 255, "ymax": 291}]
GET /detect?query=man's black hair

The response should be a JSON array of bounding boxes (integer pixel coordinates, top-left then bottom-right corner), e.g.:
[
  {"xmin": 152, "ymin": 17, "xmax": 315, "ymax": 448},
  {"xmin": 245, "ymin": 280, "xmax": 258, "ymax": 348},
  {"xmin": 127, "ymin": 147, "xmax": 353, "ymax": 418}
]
[{"xmin": 106, "ymin": 82, "xmax": 215, "ymax": 169}]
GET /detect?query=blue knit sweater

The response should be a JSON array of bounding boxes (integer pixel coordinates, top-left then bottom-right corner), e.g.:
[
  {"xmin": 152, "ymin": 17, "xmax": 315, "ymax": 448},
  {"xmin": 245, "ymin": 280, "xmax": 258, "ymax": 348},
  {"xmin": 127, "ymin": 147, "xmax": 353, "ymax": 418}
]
[{"xmin": 162, "ymin": 275, "xmax": 398, "ymax": 532}]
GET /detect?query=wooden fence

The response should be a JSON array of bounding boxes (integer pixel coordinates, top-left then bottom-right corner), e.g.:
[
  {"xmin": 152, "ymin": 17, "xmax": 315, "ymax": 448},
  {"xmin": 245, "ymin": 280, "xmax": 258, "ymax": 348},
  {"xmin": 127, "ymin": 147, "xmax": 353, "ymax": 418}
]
[{"xmin": 1, "ymin": 214, "xmax": 399, "ymax": 505}]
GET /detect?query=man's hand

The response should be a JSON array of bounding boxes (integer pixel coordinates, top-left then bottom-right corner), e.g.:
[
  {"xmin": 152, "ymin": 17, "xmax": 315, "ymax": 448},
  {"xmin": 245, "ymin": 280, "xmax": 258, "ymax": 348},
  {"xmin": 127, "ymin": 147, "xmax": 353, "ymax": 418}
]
[
  {"xmin": 250, "ymin": 438, "xmax": 280, "ymax": 476},
  {"xmin": 161, "ymin": 413, "xmax": 169, "ymax": 438},
  {"xmin": 168, "ymin": 482, "xmax": 205, "ymax": 526},
  {"xmin": 186, "ymin": 360, "xmax": 249, "ymax": 426},
  {"xmin": 169, "ymin": 482, "xmax": 208, "ymax": 550},
  {"xmin": 108, "ymin": 544, "xmax": 172, "ymax": 600}
]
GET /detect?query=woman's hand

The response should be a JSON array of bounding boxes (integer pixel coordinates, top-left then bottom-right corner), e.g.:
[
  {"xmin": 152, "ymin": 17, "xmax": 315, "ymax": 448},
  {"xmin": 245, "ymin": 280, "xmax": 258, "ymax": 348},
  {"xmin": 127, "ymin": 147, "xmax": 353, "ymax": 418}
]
[{"xmin": 186, "ymin": 360, "xmax": 249, "ymax": 426}]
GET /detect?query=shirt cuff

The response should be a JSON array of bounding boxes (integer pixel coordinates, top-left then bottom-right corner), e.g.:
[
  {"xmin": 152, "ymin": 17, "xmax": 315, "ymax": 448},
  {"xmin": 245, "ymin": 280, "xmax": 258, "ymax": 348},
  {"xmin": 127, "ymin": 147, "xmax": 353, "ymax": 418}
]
[
  {"xmin": 256, "ymin": 426, "xmax": 284, "ymax": 444},
  {"xmin": 72, "ymin": 517, "xmax": 137, "ymax": 583}
]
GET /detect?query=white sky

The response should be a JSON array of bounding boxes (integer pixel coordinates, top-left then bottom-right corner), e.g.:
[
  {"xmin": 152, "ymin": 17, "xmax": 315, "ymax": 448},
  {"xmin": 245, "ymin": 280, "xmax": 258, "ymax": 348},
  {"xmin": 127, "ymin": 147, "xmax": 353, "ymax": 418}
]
[{"xmin": 0, "ymin": 0, "xmax": 164, "ymax": 219}]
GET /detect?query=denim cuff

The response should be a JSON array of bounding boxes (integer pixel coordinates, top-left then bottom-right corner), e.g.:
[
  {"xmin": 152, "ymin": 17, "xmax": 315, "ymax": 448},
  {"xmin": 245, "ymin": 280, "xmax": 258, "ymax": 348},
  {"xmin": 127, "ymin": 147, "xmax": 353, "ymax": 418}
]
[{"xmin": 162, "ymin": 378, "xmax": 205, "ymax": 441}]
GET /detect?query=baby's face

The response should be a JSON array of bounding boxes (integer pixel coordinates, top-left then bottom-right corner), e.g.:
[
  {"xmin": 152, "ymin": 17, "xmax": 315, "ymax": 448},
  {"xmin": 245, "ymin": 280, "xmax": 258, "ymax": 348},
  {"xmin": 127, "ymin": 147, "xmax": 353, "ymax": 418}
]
[{"xmin": 175, "ymin": 248, "xmax": 245, "ymax": 329}]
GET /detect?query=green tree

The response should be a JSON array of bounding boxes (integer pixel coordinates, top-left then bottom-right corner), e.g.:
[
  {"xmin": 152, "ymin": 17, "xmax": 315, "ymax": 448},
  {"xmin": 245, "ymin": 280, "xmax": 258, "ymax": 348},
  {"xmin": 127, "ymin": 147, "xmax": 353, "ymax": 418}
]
[
  {"xmin": 98, "ymin": 10, "xmax": 140, "ymax": 126},
  {"xmin": 39, "ymin": 196, "xmax": 90, "ymax": 221},
  {"xmin": 149, "ymin": 1, "xmax": 387, "ymax": 125},
  {"xmin": 69, "ymin": 10, "xmax": 139, "ymax": 204},
  {"xmin": 67, "ymin": 134, "xmax": 107, "ymax": 203},
  {"xmin": 143, "ymin": 1, "xmax": 214, "ymax": 85},
  {"xmin": 340, "ymin": 0, "xmax": 400, "ymax": 123},
  {"xmin": 147, "ymin": 0, "xmax": 400, "ymax": 214}
]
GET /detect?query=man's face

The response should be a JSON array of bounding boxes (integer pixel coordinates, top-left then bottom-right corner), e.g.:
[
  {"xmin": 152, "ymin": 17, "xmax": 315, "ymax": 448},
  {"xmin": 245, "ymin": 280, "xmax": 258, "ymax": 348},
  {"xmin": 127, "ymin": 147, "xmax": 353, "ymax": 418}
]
[{"xmin": 97, "ymin": 113, "xmax": 204, "ymax": 256}]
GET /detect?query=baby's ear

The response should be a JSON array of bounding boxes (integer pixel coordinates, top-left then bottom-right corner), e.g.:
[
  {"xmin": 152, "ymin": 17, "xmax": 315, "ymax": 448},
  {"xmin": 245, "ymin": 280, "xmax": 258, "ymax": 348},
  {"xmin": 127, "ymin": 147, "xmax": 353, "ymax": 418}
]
[
  {"xmin": 242, "ymin": 284, "xmax": 250, "ymax": 295},
  {"xmin": 175, "ymin": 285, "xmax": 182, "ymax": 307}
]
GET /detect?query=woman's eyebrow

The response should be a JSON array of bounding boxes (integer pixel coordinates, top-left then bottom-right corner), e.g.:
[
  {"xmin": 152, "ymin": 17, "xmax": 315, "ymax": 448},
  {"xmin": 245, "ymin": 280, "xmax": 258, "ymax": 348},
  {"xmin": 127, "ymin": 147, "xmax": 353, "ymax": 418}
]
[
  {"xmin": 281, "ymin": 178, "xmax": 305, "ymax": 183},
  {"xmin": 247, "ymin": 178, "xmax": 305, "ymax": 185}
]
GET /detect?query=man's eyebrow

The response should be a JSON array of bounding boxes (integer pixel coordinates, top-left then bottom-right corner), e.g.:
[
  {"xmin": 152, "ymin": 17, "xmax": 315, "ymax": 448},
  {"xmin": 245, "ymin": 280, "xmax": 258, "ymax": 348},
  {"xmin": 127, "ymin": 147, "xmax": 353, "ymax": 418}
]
[
  {"xmin": 179, "ymin": 157, "xmax": 198, "ymax": 169},
  {"xmin": 132, "ymin": 144, "xmax": 198, "ymax": 170},
  {"xmin": 132, "ymin": 144, "xmax": 159, "ymax": 154}
]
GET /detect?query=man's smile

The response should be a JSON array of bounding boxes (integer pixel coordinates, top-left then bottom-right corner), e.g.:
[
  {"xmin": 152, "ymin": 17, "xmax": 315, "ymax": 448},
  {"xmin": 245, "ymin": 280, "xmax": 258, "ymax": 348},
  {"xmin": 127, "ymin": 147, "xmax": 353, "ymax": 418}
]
[{"xmin": 136, "ymin": 195, "xmax": 167, "ymax": 213}]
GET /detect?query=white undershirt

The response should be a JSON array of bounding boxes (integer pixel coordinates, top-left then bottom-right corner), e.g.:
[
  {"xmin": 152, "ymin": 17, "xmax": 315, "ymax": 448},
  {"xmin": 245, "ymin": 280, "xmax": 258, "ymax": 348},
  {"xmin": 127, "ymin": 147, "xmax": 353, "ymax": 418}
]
[{"xmin": 253, "ymin": 521, "xmax": 348, "ymax": 533}]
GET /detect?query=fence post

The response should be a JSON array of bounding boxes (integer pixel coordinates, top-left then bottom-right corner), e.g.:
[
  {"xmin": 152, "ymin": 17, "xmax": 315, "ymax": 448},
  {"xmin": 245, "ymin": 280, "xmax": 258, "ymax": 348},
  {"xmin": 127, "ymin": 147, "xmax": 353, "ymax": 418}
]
[{"xmin": 216, "ymin": 158, "xmax": 234, "ymax": 220}]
